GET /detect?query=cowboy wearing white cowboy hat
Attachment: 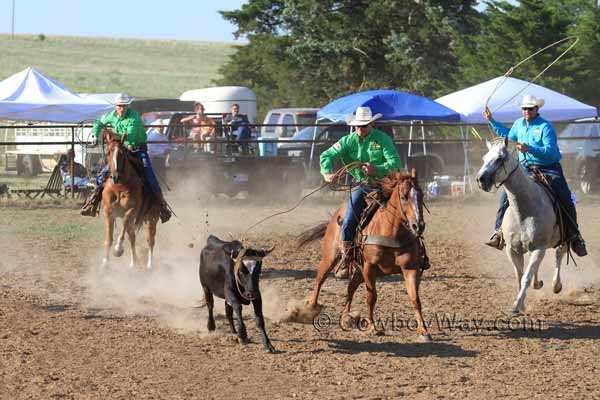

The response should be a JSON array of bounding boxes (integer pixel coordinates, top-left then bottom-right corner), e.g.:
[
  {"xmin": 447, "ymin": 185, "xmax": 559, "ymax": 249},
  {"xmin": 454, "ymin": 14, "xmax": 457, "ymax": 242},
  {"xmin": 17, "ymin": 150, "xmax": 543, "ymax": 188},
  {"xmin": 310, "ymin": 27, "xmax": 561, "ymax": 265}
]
[
  {"xmin": 483, "ymin": 94, "xmax": 587, "ymax": 256},
  {"xmin": 81, "ymin": 93, "xmax": 172, "ymax": 223},
  {"xmin": 320, "ymin": 106, "xmax": 402, "ymax": 278}
]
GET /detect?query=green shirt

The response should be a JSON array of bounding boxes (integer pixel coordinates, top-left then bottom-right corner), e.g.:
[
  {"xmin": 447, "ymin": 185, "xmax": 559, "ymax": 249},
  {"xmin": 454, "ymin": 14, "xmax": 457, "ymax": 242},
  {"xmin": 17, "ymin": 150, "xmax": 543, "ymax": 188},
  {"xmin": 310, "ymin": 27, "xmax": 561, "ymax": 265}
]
[
  {"xmin": 320, "ymin": 128, "xmax": 402, "ymax": 182},
  {"xmin": 91, "ymin": 108, "xmax": 147, "ymax": 147}
]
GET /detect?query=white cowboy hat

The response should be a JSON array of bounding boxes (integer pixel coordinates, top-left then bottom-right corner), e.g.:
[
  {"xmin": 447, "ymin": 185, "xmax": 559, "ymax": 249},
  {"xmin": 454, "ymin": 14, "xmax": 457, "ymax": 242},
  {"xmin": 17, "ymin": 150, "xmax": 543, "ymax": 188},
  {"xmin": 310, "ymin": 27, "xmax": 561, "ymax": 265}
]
[
  {"xmin": 347, "ymin": 106, "xmax": 383, "ymax": 126},
  {"xmin": 518, "ymin": 94, "xmax": 544, "ymax": 109},
  {"xmin": 113, "ymin": 93, "xmax": 134, "ymax": 106},
  {"xmin": 151, "ymin": 118, "xmax": 164, "ymax": 127}
]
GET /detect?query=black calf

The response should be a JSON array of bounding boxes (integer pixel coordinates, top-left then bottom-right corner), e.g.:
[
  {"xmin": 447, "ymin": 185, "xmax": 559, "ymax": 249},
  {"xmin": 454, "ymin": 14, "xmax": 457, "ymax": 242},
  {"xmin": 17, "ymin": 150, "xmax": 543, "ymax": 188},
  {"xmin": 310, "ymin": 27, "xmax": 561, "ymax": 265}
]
[{"xmin": 199, "ymin": 235, "xmax": 275, "ymax": 353}]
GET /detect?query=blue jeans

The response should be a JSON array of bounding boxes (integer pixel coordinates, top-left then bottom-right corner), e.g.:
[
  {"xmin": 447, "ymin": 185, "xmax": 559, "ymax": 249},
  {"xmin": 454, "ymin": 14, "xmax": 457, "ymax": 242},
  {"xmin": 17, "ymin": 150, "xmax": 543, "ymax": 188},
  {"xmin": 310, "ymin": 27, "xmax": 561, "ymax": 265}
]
[
  {"xmin": 494, "ymin": 163, "xmax": 578, "ymax": 237},
  {"xmin": 342, "ymin": 184, "xmax": 377, "ymax": 242},
  {"xmin": 96, "ymin": 150, "xmax": 162, "ymax": 196}
]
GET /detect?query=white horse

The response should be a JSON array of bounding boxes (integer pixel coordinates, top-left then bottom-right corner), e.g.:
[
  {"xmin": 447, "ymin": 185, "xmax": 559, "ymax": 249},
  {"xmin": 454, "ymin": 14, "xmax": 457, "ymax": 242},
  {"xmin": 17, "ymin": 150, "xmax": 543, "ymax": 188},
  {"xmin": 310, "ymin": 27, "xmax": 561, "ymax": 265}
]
[{"xmin": 477, "ymin": 137, "xmax": 567, "ymax": 315}]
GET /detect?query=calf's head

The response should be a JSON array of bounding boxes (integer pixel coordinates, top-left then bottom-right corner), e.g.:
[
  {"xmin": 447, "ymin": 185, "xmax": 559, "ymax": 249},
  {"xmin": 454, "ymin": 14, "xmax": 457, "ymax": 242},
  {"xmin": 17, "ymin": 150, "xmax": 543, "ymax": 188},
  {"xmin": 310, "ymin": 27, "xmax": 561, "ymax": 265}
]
[{"xmin": 224, "ymin": 242, "xmax": 274, "ymax": 301}]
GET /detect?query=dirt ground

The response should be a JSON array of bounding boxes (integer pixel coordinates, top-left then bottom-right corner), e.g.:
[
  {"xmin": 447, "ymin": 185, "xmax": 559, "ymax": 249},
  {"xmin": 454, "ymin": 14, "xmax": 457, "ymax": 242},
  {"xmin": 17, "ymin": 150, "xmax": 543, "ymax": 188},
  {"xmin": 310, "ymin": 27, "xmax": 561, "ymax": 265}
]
[{"xmin": 1, "ymin": 191, "xmax": 599, "ymax": 399}]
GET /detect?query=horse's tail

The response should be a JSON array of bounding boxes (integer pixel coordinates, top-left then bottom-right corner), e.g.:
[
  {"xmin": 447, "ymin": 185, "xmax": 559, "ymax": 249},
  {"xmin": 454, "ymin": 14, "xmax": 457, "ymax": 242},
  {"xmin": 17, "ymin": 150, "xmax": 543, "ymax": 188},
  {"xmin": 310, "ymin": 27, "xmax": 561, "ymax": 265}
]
[{"xmin": 296, "ymin": 222, "xmax": 328, "ymax": 249}]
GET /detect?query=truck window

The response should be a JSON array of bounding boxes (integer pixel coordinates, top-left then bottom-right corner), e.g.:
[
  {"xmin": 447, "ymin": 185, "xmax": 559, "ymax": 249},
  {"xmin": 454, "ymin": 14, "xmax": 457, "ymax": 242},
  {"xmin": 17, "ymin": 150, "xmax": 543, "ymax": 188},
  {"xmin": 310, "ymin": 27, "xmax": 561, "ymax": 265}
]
[
  {"xmin": 264, "ymin": 113, "xmax": 280, "ymax": 134},
  {"xmin": 282, "ymin": 114, "xmax": 295, "ymax": 138}
]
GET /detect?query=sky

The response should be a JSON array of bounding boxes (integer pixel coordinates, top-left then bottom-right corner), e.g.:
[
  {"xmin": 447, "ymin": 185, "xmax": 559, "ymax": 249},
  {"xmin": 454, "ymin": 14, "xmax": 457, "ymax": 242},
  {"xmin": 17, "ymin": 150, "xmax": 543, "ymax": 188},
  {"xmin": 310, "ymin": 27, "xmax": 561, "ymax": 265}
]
[{"xmin": 0, "ymin": 0, "xmax": 248, "ymax": 42}]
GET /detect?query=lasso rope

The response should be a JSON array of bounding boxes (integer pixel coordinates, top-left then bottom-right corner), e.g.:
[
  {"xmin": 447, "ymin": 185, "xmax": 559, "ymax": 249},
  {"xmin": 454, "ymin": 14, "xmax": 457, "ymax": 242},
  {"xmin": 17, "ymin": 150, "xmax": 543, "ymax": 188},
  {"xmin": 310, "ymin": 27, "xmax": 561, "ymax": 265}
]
[
  {"xmin": 241, "ymin": 161, "xmax": 366, "ymax": 237},
  {"xmin": 485, "ymin": 35, "xmax": 579, "ymax": 113}
]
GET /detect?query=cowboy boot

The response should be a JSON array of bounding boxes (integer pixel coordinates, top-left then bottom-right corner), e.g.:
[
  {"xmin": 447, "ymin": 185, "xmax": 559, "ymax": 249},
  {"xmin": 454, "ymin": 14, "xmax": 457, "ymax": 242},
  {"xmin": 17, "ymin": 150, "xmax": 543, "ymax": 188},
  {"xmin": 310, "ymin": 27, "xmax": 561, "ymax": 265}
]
[
  {"xmin": 334, "ymin": 241, "xmax": 353, "ymax": 279},
  {"xmin": 80, "ymin": 186, "xmax": 103, "ymax": 217},
  {"xmin": 484, "ymin": 229, "xmax": 505, "ymax": 250}
]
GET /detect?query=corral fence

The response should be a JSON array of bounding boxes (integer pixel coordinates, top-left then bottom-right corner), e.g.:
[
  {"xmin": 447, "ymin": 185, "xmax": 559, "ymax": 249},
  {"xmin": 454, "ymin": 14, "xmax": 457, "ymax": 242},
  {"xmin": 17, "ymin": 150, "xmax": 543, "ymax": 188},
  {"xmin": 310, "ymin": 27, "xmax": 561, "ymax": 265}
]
[{"xmin": 1, "ymin": 120, "xmax": 599, "ymax": 199}]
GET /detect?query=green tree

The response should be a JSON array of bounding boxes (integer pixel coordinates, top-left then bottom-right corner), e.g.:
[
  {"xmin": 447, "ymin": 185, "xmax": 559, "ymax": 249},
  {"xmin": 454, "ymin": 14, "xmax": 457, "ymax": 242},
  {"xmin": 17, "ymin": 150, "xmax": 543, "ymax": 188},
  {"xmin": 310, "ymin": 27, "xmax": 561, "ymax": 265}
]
[
  {"xmin": 217, "ymin": 0, "xmax": 481, "ymax": 117},
  {"xmin": 455, "ymin": 0, "xmax": 600, "ymax": 107}
]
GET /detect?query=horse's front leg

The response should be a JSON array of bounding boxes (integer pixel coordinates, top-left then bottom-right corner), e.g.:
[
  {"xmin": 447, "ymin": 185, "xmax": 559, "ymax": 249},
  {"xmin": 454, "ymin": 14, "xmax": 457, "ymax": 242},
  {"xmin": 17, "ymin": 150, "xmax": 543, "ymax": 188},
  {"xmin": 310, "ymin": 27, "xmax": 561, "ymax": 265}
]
[
  {"xmin": 341, "ymin": 268, "xmax": 364, "ymax": 329},
  {"xmin": 362, "ymin": 264, "xmax": 381, "ymax": 336},
  {"xmin": 403, "ymin": 267, "xmax": 431, "ymax": 342},
  {"xmin": 513, "ymin": 248, "xmax": 546, "ymax": 315},
  {"xmin": 553, "ymin": 245, "xmax": 567, "ymax": 294},
  {"xmin": 146, "ymin": 216, "xmax": 158, "ymax": 270},
  {"xmin": 102, "ymin": 208, "xmax": 115, "ymax": 269},
  {"xmin": 114, "ymin": 207, "xmax": 135, "ymax": 258},
  {"xmin": 507, "ymin": 248, "xmax": 525, "ymax": 290},
  {"xmin": 125, "ymin": 222, "xmax": 138, "ymax": 269}
]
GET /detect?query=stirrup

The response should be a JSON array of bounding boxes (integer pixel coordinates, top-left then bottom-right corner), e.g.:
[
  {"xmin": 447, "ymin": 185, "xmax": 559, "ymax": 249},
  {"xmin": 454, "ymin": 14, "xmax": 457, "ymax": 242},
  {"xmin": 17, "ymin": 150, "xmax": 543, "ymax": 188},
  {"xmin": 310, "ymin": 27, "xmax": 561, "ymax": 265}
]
[{"xmin": 334, "ymin": 242, "xmax": 353, "ymax": 278}]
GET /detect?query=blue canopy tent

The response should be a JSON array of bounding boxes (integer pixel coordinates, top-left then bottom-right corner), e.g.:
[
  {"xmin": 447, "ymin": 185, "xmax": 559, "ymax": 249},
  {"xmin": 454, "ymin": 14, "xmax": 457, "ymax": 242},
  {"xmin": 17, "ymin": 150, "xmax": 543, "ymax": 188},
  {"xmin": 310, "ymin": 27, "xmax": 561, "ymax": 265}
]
[{"xmin": 317, "ymin": 89, "xmax": 461, "ymax": 122}]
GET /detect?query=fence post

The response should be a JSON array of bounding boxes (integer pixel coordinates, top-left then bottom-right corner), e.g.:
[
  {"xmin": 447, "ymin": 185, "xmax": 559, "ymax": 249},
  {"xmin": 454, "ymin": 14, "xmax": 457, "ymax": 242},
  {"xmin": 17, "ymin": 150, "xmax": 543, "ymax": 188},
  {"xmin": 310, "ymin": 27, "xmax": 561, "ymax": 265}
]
[{"xmin": 70, "ymin": 126, "xmax": 75, "ymax": 198}]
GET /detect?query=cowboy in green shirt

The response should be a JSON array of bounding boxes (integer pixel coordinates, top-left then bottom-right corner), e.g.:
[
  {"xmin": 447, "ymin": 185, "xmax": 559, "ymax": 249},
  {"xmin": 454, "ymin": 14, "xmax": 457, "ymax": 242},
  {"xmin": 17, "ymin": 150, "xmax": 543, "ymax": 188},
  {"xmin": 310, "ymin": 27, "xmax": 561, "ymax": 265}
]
[
  {"xmin": 80, "ymin": 93, "xmax": 171, "ymax": 223},
  {"xmin": 320, "ymin": 106, "xmax": 402, "ymax": 278}
]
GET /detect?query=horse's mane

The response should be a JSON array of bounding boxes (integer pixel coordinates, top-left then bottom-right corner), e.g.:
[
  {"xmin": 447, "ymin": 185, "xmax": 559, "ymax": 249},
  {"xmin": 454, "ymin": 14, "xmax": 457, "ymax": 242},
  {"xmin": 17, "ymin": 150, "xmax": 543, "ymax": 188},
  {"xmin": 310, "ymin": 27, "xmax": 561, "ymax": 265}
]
[{"xmin": 376, "ymin": 170, "xmax": 414, "ymax": 198}]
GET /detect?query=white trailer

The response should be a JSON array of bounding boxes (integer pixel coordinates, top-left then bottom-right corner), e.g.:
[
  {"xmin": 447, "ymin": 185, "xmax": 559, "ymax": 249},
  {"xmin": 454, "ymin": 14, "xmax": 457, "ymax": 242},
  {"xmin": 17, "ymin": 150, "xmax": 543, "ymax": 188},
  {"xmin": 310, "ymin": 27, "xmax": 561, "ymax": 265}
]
[{"xmin": 179, "ymin": 86, "xmax": 257, "ymax": 123}]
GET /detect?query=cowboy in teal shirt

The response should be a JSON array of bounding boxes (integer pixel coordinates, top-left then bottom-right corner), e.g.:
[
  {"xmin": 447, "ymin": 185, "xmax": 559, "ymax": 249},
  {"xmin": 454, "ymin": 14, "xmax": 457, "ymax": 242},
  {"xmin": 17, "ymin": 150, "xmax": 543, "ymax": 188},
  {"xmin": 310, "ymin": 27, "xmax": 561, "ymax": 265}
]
[
  {"xmin": 483, "ymin": 94, "xmax": 586, "ymax": 257},
  {"xmin": 488, "ymin": 111, "xmax": 561, "ymax": 167},
  {"xmin": 320, "ymin": 106, "xmax": 402, "ymax": 278}
]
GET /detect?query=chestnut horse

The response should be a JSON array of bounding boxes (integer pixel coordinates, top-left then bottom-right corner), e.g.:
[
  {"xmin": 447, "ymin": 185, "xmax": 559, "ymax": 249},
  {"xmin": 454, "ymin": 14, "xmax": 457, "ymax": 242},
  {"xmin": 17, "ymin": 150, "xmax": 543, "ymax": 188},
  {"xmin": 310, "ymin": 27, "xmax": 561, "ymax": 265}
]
[
  {"xmin": 297, "ymin": 169, "xmax": 431, "ymax": 341},
  {"xmin": 101, "ymin": 128, "xmax": 160, "ymax": 269}
]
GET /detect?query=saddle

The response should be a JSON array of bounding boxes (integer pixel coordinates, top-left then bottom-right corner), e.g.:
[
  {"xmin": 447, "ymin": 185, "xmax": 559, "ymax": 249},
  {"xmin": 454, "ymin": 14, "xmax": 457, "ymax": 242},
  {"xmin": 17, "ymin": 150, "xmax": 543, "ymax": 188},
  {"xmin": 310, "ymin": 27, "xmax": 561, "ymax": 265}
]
[{"xmin": 335, "ymin": 182, "xmax": 430, "ymax": 275}]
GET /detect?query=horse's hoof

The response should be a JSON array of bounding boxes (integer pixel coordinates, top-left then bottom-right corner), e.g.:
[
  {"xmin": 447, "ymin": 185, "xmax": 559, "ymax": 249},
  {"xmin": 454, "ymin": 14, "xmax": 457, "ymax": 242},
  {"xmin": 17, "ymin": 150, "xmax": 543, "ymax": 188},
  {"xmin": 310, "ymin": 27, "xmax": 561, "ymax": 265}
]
[
  {"xmin": 113, "ymin": 247, "xmax": 124, "ymax": 257},
  {"xmin": 341, "ymin": 313, "xmax": 358, "ymax": 330},
  {"xmin": 417, "ymin": 334, "xmax": 433, "ymax": 343},
  {"xmin": 100, "ymin": 259, "xmax": 108, "ymax": 269},
  {"xmin": 510, "ymin": 307, "xmax": 523, "ymax": 317},
  {"xmin": 533, "ymin": 280, "xmax": 544, "ymax": 290},
  {"xmin": 238, "ymin": 337, "xmax": 250, "ymax": 345},
  {"xmin": 553, "ymin": 281, "xmax": 563, "ymax": 294}
]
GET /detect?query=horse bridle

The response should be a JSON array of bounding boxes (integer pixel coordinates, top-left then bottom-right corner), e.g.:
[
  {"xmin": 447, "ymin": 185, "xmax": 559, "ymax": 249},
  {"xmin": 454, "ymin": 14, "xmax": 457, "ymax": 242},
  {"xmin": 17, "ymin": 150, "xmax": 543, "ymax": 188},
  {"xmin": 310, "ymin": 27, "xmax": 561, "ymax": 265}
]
[
  {"xmin": 492, "ymin": 149, "xmax": 520, "ymax": 189},
  {"xmin": 394, "ymin": 178, "xmax": 425, "ymax": 237}
]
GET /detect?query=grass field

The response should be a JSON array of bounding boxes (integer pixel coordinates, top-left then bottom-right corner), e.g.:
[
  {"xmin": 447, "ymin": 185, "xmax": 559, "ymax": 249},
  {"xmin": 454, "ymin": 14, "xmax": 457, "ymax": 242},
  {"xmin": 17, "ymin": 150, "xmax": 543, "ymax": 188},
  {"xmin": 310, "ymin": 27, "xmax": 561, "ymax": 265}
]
[{"xmin": 0, "ymin": 34, "xmax": 237, "ymax": 98}]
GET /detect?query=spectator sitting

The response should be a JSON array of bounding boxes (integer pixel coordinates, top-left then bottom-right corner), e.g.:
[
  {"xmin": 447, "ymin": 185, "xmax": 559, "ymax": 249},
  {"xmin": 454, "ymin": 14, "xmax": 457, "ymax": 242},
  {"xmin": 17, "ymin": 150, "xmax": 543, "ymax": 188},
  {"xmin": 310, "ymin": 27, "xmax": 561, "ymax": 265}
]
[
  {"xmin": 146, "ymin": 119, "xmax": 172, "ymax": 181},
  {"xmin": 223, "ymin": 103, "xmax": 251, "ymax": 153},
  {"xmin": 180, "ymin": 102, "xmax": 216, "ymax": 150},
  {"xmin": 58, "ymin": 150, "xmax": 89, "ymax": 190}
]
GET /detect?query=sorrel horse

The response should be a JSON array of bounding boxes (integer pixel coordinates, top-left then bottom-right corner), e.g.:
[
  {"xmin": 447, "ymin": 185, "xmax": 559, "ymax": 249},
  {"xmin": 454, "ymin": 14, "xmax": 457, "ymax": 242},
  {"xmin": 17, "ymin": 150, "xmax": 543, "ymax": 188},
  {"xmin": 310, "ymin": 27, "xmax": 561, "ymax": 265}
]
[
  {"xmin": 477, "ymin": 137, "xmax": 567, "ymax": 315},
  {"xmin": 296, "ymin": 169, "xmax": 431, "ymax": 341},
  {"xmin": 101, "ymin": 128, "xmax": 160, "ymax": 269}
]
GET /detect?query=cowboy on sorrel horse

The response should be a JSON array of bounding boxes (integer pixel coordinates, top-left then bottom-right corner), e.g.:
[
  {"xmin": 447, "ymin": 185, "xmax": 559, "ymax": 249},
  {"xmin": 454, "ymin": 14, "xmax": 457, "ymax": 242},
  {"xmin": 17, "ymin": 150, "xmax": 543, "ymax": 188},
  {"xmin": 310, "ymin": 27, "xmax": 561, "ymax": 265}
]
[
  {"xmin": 80, "ymin": 93, "xmax": 171, "ymax": 224},
  {"xmin": 319, "ymin": 106, "xmax": 404, "ymax": 279},
  {"xmin": 296, "ymin": 169, "xmax": 431, "ymax": 341},
  {"xmin": 99, "ymin": 128, "xmax": 160, "ymax": 269},
  {"xmin": 293, "ymin": 105, "xmax": 430, "ymax": 340}
]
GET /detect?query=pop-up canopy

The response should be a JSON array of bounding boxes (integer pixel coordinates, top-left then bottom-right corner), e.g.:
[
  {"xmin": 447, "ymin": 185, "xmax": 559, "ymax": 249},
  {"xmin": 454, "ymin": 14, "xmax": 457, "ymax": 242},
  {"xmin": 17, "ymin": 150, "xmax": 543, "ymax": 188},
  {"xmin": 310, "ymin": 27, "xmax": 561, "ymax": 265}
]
[
  {"xmin": 0, "ymin": 67, "xmax": 112, "ymax": 122},
  {"xmin": 436, "ymin": 76, "xmax": 598, "ymax": 124},
  {"xmin": 317, "ymin": 89, "xmax": 461, "ymax": 122}
]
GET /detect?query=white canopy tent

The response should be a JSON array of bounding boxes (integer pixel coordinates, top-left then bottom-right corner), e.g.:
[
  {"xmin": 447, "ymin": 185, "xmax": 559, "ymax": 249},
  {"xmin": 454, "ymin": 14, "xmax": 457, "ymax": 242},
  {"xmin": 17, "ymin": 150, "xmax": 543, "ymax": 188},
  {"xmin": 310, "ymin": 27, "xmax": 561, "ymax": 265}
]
[
  {"xmin": 435, "ymin": 77, "xmax": 598, "ymax": 195},
  {"xmin": 0, "ymin": 67, "xmax": 112, "ymax": 123},
  {"xmin": 436, "ymin": 76, "xmax": 598, "ymax": 124}
]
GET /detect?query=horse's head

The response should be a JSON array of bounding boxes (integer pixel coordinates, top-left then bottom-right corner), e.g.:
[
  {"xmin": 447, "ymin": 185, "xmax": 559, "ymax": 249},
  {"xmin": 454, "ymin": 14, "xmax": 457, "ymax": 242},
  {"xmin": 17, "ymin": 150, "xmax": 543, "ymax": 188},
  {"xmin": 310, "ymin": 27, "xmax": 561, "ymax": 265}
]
[
  {"xmin": 476, "ymin": 136, "xmax": 517, "ymax": 191},
  {"xmin": 385, "ymin": 168, "xmax": 425, "ymax": 237},
  {"xmin": 104, "ymin": 128, "xmax": 128, "ymax": 183}
]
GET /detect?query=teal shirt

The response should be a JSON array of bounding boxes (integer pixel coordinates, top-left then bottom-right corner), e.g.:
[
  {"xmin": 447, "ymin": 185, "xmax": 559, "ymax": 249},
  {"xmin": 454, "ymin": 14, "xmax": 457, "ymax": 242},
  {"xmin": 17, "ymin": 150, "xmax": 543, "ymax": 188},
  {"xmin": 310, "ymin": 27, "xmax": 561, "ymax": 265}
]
[
  {"xmin": 489, "ymin": 115, "xmax": 561, "ymax": 166},
  {"xmin": 91, "ymin": 108, "xmax": 147, "ymax": 147},
  {"xmin": 320, "ymin": 128, "xmax": 402, "ymax": 182}
]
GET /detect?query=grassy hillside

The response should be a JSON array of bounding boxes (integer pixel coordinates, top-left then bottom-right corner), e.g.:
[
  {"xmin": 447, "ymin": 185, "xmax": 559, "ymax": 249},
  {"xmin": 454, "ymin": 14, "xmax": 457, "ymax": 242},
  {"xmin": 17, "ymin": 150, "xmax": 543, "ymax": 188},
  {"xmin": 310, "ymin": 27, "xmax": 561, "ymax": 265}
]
[{"xmin": 0, "ymin": 34, "xmax": 237, "ymax": 98}]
